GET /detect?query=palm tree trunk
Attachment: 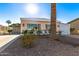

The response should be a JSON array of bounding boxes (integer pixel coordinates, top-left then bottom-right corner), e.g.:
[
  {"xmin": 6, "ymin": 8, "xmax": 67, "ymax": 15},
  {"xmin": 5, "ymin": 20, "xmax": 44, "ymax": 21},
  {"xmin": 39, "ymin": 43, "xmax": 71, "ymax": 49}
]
[{"xmin": 50, "ymin": 3, "xmax": 57, "ymax": 40}]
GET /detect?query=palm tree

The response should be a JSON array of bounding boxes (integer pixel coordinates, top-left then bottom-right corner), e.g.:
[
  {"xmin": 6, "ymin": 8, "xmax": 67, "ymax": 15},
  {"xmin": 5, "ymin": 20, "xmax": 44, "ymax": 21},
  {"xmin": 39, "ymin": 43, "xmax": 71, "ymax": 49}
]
[
  {"xmin": 50, "ymin": 3, "xmax": 57, "ymax": 40},
  {"xmin": 6, "ymin": 20, "xmax": 12, "ymax": 34},
  {"xmin": 6, "ymin": 20, "xmax": 11, "ymax": 26}
]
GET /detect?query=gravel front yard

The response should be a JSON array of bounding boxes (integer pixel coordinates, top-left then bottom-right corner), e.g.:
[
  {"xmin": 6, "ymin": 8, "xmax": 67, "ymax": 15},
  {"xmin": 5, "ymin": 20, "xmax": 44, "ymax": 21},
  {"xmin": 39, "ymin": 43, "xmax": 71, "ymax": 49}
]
[{"xmin": 1, "ymin": 35, "xmax": 79, "ymax": 56}]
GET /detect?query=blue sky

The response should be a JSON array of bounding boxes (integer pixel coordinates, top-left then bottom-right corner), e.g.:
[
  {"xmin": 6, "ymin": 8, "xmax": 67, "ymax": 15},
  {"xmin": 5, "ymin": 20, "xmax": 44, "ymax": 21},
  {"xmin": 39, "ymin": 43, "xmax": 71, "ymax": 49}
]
[
  {"xmin": 0, "ymin": 3, "xmax": 79, "ymax": 25},
  {"xmin": 0, "ymin": 3, "xmax": 51, "ymax": 26},
  {"xmin": 57, "ymin": 3, "xmax": 79, "ymax": 23}
]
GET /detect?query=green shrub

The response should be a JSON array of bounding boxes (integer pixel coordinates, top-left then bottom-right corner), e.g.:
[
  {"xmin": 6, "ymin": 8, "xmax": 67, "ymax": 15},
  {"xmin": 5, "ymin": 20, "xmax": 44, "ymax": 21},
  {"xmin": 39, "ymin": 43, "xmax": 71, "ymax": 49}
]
[
  {"xmin": 8, "ymin": 30, "xmax": 12, "ymax": 34},
  {"xmin": 37, "ymin": 30, "xmax": 42, "ymax": 35},
  {"xmin": 22, "ymin": 34, "xmax": 37, "ymax": 48},
  {"xmin": 22, "ymin": 30, "xmax": 28, "ymax": 34},
  {"xmin": 22, "ymin": 29, "xmax": 37, "ymax": 48}
]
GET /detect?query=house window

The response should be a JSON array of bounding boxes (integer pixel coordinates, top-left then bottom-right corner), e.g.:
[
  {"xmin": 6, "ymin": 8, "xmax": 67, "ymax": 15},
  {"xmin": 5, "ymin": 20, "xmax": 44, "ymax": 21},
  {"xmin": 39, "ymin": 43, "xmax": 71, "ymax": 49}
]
[{"xmin": 27, "ymin": 24, "xmax": 38, "ymax": 30}]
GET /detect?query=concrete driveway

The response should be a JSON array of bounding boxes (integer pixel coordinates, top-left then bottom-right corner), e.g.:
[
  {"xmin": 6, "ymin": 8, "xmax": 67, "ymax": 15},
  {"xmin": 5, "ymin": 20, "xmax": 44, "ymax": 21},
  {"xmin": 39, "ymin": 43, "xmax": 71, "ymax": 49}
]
[
  {"xmin": 0, "ymin": 35, "xmax": 20, "ymax": 52},
  {"xmin": 59, "ymin": 35, "xmax": 79, "ymax": 46},
  {"xmin": 69, "ymin": 35, "xmax": 79, "ymax": 38}
]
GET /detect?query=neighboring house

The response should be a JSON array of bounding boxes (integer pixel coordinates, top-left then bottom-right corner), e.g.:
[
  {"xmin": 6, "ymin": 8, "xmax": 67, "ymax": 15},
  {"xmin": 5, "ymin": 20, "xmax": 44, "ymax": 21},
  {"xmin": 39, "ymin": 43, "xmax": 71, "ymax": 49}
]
[
  {"xmin": 0, "ymin": 25, "xmax": 8, "ymax": 35},
  {"xmin": 9, "ymin": 23, "xmax": 20, "ymax": 34},
  {"xmin": 68, "ymin": 18, "xmax": 79, "ymax": 34},
  {"xmin": 21, "ymin": 18, "xmax": 70, "ymax": 35}
]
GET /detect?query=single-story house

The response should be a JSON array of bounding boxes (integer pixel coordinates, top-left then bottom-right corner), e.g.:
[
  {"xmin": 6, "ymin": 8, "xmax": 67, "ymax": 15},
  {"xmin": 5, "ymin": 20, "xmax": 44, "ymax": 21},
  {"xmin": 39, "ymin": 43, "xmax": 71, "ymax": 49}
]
[
  {"xmin": 21, "ymin": 18, "xmax": 70, "ymax": 35},
  {"xmin": 68, "ymin": 18, "xmax": 79, "ymax": 35}
]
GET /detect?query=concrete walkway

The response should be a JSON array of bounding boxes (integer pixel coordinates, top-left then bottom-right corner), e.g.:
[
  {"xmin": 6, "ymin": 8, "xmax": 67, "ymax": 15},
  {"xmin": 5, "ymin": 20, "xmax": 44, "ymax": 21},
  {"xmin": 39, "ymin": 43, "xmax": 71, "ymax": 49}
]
[{"xmin": 0, "ymin": 35, "xmax": 20, "ymax": 52}]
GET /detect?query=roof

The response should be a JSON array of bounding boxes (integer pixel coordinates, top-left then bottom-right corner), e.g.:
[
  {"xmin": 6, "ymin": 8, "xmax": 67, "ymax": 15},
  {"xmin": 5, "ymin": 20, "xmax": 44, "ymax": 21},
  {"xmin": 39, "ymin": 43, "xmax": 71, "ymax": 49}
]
[
  {"xmin": 68, "ymin": 18, "xmax": 79, "ymax": 24},
  {"xmin": 20, "ymin": 18, "xmax": 50, "ymax": 22}
]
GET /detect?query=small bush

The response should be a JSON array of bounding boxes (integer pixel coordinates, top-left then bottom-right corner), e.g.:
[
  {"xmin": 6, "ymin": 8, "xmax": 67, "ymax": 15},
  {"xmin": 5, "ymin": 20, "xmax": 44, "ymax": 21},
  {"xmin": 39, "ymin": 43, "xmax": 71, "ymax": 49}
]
[
  {"xmin": 22, "ymin": 30, "xmax": 28, "ymax": 34},
  {"xmin": 22, "ymin": 29, "xmax": 37, "ymax": 48},
  {"xmin": 37, "ymin": 30, "xmax": 42, "ymax": 35},
  {"xmin": 22, "ymin": 34, "xmax": 36, "ymax": 48},
  {"xmin": 8, "ymin": 30, "xmax": 12, "ymax": 34}
]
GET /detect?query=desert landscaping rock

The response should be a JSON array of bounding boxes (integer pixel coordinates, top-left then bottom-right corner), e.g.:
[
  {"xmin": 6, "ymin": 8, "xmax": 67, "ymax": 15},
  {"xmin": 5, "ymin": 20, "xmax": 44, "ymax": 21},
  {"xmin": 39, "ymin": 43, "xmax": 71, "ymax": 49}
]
[{"xmin": 1, "ymin": 35, "xmax": 79, "ymax": 56}]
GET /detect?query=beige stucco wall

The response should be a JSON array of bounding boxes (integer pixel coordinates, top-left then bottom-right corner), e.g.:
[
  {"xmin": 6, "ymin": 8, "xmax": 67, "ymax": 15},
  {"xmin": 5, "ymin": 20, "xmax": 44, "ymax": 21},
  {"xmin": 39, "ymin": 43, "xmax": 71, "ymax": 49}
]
[
  {"xmin": 0, "ymin": 25, "xmax": 8, "ymax": 34},
  {"xmin": 70, "ymin": 20, "xmax": 79, "ymax": 29},
  {"xmin": 69, "ymin": 20, "xmax": 79, "ymax": 34},
  {"xmin": 20, "ymin": 18, "xmax": 50, "ymax": 33}
]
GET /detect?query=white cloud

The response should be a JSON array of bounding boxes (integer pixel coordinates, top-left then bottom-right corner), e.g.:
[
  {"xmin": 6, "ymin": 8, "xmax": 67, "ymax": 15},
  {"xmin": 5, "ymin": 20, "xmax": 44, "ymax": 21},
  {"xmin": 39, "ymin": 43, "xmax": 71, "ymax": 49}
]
[{"xmin": 57, "ymin": 18, "xmax": 69, "ymax": 23}]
